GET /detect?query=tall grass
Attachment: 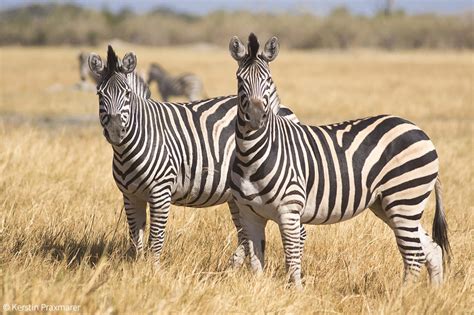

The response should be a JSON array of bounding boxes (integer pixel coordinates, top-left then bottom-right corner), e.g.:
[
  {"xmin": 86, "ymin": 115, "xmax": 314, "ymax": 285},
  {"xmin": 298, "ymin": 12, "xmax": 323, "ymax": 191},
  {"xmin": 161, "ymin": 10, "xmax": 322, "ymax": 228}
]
[{"xmin": 0, "ymin": 47, "xmax": 472, "ymax": 313}]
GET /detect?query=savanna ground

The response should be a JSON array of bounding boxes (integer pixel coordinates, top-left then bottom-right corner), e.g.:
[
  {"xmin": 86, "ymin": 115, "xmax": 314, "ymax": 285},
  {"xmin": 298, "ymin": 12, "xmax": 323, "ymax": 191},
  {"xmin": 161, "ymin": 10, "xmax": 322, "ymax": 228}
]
[{"xmin": 0, "ymin": 45, "xmax": 473, "ymax": 314}]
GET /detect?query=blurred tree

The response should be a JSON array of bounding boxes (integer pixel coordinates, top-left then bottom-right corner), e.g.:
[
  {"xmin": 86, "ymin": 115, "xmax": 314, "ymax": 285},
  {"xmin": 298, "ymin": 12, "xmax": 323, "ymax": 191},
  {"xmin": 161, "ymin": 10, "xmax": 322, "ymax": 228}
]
[{"xmin": 384, "ymin": 0, "xmax": 395, "ymax": 16}]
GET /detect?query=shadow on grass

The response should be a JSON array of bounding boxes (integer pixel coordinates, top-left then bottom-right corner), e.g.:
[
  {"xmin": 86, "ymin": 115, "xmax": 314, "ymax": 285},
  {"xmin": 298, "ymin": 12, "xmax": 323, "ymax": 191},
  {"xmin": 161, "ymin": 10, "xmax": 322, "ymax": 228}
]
[
  {"xmin": 9, "ymin": 230, "xmax": 136, "ymax": 268},
  {"xmin": 43, "ymin": 236, "xmax": 129, "ymax": 268}
]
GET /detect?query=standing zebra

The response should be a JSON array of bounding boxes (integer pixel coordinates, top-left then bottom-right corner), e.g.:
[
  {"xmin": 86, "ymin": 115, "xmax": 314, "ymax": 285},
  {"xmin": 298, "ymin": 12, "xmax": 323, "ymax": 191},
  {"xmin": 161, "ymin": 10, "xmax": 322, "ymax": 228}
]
[
  {"xmin": 147, "ymin": 63, "xmax": 205, "ymax": 101},
  {"xmin": 229, "ymin": 34, "xmax": 451, "ymax": 288},
  {"xmin": 88, "ymin": 45, "xmax": 303, "ymax": 266}
]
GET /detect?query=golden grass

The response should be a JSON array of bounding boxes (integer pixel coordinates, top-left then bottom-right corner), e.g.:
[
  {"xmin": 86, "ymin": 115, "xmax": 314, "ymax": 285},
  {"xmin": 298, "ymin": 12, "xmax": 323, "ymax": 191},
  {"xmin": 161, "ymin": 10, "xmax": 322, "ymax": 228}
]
[{"xmin": 1, "ymin": 46, "xmax": 473, "ymax": 314}]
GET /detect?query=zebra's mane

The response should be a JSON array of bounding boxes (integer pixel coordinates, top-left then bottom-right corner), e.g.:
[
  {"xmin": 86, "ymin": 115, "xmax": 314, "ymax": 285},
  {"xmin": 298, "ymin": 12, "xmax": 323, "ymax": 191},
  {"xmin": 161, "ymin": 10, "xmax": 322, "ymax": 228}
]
[
  {"xmin": 128, "ymin": 71, "xmax": 151, "ymax": 99},
  {"xmin": 248, "ymin": 33, "xmax": 260, "ymax": 59},
  {"xmin": 106, "ymin": 45, "xmax": 120, "ymax": 74},
  {"xmin": 96, "ymin": 45, "xmax": 129, "ymax": 86}
]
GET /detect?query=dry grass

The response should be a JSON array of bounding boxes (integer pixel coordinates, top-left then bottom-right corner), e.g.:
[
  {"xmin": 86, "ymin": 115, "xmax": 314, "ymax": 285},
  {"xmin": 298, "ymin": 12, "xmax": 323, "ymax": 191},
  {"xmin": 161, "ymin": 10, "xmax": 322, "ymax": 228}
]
[{"xmin": 0, "ymin": 46, "xmax": 473, "ymax": 314}]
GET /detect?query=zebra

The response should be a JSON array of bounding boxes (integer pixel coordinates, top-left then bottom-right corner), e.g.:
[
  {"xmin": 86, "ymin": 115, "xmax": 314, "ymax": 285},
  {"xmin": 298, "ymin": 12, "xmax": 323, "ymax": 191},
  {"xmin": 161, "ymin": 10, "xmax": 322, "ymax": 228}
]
[
  {"xmin": 88, "ymin": 45, "xmax": 304, "ymax": 267},
  {"xmin": 228, "ymin": 33, "xmax": 451, "ymax": 288},
  {"xmin": 147, "ymin": 63, "xmax": 205, "ymax": 101},
  {"xmin": 79, "ymin": 52, "xmax": 100, "ymax": 84}
]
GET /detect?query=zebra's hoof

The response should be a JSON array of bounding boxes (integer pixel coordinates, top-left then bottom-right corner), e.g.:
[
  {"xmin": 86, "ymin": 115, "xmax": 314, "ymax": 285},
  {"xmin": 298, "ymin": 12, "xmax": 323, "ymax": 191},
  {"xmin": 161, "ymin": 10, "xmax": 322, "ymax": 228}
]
[
  {"xmin": 285, "ymin": 281, "xmax": 304, "ymax": 291},
  {"xmin": 228, "ymin": 255, "xmax": 245, "ymax": 270},
  {"xmin": 152, "ymin": 260, "xmax": 161, "ymax": 271}
]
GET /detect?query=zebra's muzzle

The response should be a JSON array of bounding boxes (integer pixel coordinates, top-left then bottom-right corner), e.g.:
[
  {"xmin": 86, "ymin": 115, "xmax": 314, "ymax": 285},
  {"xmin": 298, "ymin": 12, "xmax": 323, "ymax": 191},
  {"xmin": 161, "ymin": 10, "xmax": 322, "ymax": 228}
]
[
  {"xmin": 246, "ymin": 98, "xmax": 267, "ymax": 129},
  {"xmin": 103, "ymin": 114, "xmax": 125, "ymax": 145}
]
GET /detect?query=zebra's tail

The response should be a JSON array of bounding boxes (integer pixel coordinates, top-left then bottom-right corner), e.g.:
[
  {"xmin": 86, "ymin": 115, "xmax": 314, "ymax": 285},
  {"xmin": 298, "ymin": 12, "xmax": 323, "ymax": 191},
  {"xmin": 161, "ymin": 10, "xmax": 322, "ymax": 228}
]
[{"xmin": 432, "ymin": 176, "xmax": 452, "ymax": 265}]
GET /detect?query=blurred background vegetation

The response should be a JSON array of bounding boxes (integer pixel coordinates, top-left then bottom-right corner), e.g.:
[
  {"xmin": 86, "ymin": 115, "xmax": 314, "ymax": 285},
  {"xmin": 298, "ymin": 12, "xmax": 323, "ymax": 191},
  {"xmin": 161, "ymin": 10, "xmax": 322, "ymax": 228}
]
[{"xmin": 1, "ymin": 3, "xmax": 473, "ymax": 49}]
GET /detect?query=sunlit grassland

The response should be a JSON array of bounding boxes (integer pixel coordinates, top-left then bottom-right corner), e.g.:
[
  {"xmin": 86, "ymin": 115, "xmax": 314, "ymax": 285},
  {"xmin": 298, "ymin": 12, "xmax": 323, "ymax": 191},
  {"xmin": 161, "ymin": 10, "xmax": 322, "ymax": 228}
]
[{"xmin": 0, "ymin": 46, "xmax": 472, "ymax": 313}]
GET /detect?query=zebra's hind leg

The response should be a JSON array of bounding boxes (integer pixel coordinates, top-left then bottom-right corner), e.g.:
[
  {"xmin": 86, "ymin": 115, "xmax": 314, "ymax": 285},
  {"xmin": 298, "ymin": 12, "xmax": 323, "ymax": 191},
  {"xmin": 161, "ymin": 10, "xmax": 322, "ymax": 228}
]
[
  {"xmin": 384, "ymin": 203, "xmax": 428, "ymax": 284},
  {"xmin": 278, "ymin": 210, "xmax": 303, "ymax": 289},
  {"xmin": 123, "ymin": 194, "xmax": 147, "ymax": 258},
  {"xmin": 239, "ymin": 204, "xmax": 267, "ymax": 274},
  {"xmin": 370, "ymin": 199, "xmax": 427, "ymax": 283},
  {"xmin": 419, "ymin": 225, "xmax": 443, "ymax": 285},
  {"xmin": 227, "ymin": 200, "xmax": 247, "ymax": 269},
  {"xmin": 371, "ymin": 195, "xmax": 440, "ymax": 284}
]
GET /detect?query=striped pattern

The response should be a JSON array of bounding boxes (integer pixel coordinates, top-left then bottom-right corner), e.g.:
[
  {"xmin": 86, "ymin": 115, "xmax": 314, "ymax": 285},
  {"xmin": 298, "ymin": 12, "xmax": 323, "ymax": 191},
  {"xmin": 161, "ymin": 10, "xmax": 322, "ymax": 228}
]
[
  {"xmin": 90, "ymin": 46, "xmax": 301, "ymax": 265},
  {"xmin": 229, "ymin": 34, "xmax": 450, "ymax": 288},
  {"xmin": 147, "ymin": 63, "xmax": 205, "ymax": 101}
]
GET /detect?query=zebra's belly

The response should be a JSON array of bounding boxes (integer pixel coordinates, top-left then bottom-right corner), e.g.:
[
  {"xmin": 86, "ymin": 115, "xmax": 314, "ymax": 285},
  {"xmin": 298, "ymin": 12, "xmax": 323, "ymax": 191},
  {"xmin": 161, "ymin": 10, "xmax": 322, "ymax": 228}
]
[
  {"xmin": 300, "ymin": 204, "xmax": 371, "ymax": 225},
  {"xmin": 170, "ymin": 174, "xmax": 232, "ymax": 208},
  {"xmin": 171, "ymin": 188, "xmax": 231, "ymax": 208},
  {"xmin": 233, "ymin": 196, "xmax": 283, "ymax": 222},
  {"xmin": 300, "ymin": 186, "xmax": 380, "ymax": 225}
]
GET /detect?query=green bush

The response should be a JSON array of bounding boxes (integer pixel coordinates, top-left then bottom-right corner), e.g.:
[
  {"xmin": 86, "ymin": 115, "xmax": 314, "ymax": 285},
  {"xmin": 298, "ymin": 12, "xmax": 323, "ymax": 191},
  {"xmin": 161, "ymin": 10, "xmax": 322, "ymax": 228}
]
[{"xmin": 0, "ymin": 3, "xmax": 472, "ymax": 49}]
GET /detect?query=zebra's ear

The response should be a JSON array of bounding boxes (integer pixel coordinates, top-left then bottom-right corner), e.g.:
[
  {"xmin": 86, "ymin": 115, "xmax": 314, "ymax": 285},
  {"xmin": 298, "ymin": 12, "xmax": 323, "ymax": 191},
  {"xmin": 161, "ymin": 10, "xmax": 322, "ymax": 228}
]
[
  {"xmin": 88, "ymin": 53, "xmax": 104, "ymax": 76},
  {"xmin": 229, "ymin": 36, "xmax": 246, "ymax": 62},
  {"xmin": 122, "ymin": 52, "xmax": 137, "ymax": 74},
  {"xmin": 261, "ymin": 36, "xmax": 280, "ymax": 62}
]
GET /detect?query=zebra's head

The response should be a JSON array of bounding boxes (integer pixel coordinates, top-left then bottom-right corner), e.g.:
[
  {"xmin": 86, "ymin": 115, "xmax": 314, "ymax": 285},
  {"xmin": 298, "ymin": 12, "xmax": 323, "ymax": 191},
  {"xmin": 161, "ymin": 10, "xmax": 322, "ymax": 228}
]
[
  {"xmin": 88, "ymin": 45, "xmax": 137, "ymax": 146},
  {"xmin": 229, "ymin": 33, "xmax": 280, "ymax": 130},
  {"xmin": 78, "ymin": 52, "xmax": 89, "ymax": 81},
  {"xmin": 147, "ymin": 63, "xmax": 166, "ymax": 84}
]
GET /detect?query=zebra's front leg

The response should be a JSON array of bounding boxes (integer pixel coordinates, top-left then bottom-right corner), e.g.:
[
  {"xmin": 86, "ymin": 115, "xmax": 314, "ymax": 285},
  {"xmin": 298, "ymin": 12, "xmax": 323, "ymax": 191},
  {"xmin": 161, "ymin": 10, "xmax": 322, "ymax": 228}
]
[
  {"xmin": 300, "ymin": 224, "xmax": 307, "ymax": 260},
  {"xmin": 227, "ymin": 200, "xmax": 247, "ymax": 269},
  {"xmin": 239, "ymin": 204, "xmax": 267, "ymax": 274},
  {"xmin": 278, "ymin": 209, "xmax": 303, "ymax": 289},
  {"xmin": 123, "ymin": 194, "xmax": 147, "ymax": 258},
  {"xmin": 148, "ymin": 187, "xmax": 172, "ymax": 267}
]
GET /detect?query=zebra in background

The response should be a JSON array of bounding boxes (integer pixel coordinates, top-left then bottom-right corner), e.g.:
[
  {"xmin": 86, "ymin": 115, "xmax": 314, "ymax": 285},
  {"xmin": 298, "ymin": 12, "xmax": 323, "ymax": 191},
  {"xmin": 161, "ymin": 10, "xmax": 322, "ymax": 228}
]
[
  {"xmin": 229, "ymin": 33, "xmax": 451, "ymax": 288},
  {"xmin": 88, "ymin": 45, "xmax": 304, "ymax": 266},
  {"xmin": 147, "ymin": 63, "xmax": 205, "ymax": 101},
  {"xmin": 79, "ymin": 52, "xmax": 100, "ymax": 84}
]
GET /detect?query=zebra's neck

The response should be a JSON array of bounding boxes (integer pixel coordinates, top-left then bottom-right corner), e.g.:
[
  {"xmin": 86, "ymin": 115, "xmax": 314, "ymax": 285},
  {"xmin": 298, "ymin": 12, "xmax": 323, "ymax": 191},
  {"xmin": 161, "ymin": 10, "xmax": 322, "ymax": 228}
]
[
  {"xmin": 235, "ymin": 108, "xmax": 275, "ymax": 162},
  {"xmin": 109, "ymin": 97, "xmax": 174, "ymax": 194},
  {"xmin": 127, "ymin": 72, "xmax": 150, "ymax": 99},
  {"xmin": 269, "ymin": 81, "xmax": 281, "ymax": 114},
  {"xmin": 111, "ymin": 97, "xmax": 163, "ymax": 156}
]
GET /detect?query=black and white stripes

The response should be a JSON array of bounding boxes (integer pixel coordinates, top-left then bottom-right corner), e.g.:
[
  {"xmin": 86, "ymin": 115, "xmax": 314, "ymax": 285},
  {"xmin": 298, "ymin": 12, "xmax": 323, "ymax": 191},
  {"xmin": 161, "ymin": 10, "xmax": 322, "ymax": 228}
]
[
  {"xmin": 228, "ymin": 34, "xmax": 450, "ymax": 288},
  {"xmin": 147, "ymin": 63, "xmax": 205, "ymax": 101},
  {"xmin": 89, "ymin": 45, "xmax": 299, "ymax": 265}
]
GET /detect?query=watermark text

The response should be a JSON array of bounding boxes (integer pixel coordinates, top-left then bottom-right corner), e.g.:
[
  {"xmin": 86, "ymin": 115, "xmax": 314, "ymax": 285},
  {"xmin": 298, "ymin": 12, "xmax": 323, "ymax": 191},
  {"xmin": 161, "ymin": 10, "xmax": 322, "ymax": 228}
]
[{"xmin": 3, "ymin": 303, "xmax": 81, "ymax": 312}]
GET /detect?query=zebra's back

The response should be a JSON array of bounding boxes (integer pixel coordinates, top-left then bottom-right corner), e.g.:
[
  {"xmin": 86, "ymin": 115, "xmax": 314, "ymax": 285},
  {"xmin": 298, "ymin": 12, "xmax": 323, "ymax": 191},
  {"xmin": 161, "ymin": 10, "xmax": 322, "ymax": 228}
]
[
  {"xmin": 233, "ymin": 114, "xmax": 438, "ymax": 224},
  {"xmin": 161, "ymin": 96, "xmax": 238, "ymax": 207},
  {"xmin": 121, "ymin": 95, "xmax": 297, "ymax": 208}
]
